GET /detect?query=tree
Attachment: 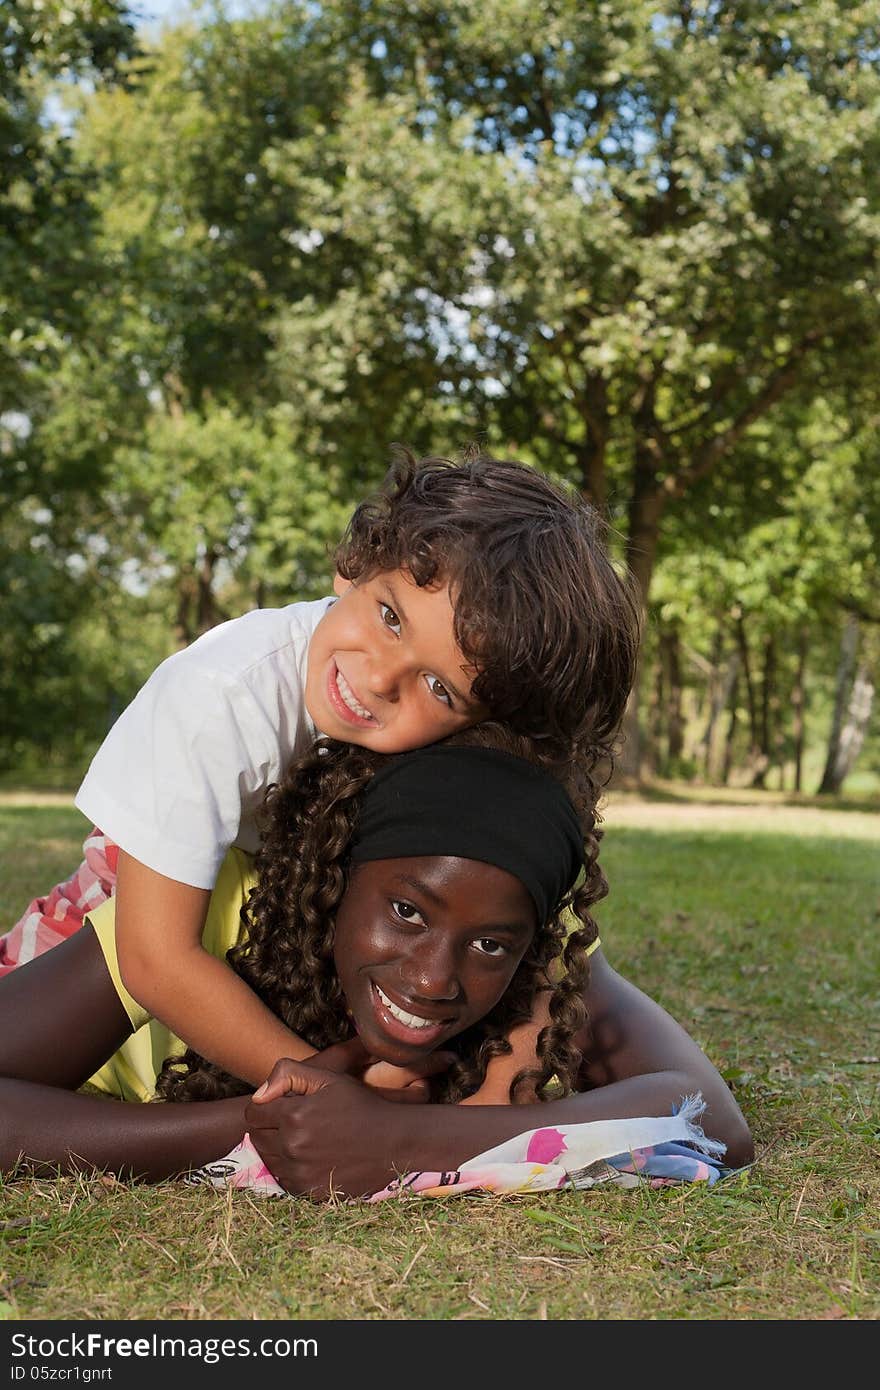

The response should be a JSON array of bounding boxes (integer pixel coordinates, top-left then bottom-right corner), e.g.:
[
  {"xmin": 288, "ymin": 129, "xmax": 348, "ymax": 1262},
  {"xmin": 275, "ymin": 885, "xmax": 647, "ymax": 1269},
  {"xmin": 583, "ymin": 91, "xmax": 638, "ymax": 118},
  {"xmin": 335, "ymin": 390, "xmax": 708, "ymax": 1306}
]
[
  {"xmin": 259, "ymin": 1, "xmax": 880, "ymax": 764},
  {"xmin": 13, "ymin": 2, "xmax": 880, "ymax": 778},
  {"xmin": 0, "ymin": 2, "xmax": 142, "ymax": 767},
  {"xmin": 1, "ymin": 1, "xmax": 137, "ymax": 428},
  {"xmin": 648, "ymin": 396, "xmax": 880, "ymax": 790},
  {"xmin": 111, "ymin": 404, "xmax": 350, "ymax": 645}
]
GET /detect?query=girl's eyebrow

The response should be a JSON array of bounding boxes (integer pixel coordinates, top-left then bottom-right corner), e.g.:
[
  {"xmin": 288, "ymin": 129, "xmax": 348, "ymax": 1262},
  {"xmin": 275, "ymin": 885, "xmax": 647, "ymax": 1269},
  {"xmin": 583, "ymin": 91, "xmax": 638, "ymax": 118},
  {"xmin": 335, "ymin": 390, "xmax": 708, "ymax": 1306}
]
[
  {"xmin": 392, "ymin": 875, "xmax": 533, "ymax": 937},
  {"xmin": 394, "ymin": 873, "xmax": 444, "ymax": 906},
  {"xmin": 382, "ymin": 579, "xmax": 472, "ymax": 707}
]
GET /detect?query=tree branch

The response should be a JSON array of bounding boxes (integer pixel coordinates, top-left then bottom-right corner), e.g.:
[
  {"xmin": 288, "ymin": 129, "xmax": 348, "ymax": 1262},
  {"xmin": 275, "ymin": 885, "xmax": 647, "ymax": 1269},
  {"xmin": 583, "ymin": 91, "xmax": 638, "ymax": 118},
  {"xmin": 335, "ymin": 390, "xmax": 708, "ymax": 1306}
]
[
  {"xmin": 665, "ymin": 329, "xmax": 824, "ymax": 498},
  {"xmin": 841, "ymin": 596, "xmax": 880, "ymax": 626}
]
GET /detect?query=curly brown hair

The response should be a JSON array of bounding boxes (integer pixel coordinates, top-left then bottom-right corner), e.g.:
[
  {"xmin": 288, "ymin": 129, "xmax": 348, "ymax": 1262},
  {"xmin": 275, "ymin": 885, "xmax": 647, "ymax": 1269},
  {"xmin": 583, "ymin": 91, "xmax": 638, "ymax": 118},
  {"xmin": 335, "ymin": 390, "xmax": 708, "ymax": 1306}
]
[
  {"xmin": 155, "ymin": 723, "xmax": 608, "ymax": 1106},
  {"xmin": 335, "ymin": 445, "xmax": 641, "ymax": 770}
]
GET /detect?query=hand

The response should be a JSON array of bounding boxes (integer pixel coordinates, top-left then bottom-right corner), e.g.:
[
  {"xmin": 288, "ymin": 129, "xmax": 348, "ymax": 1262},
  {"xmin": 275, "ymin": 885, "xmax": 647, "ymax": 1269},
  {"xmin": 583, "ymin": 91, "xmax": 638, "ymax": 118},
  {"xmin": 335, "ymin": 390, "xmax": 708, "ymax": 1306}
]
[
  {"xmin": 244, "ymin": 1057, "xmax": 415, "ymax": 1199},
  {"xmin": 251, "ymin": 1037, "xmax": 455, "ymax": 1105}
]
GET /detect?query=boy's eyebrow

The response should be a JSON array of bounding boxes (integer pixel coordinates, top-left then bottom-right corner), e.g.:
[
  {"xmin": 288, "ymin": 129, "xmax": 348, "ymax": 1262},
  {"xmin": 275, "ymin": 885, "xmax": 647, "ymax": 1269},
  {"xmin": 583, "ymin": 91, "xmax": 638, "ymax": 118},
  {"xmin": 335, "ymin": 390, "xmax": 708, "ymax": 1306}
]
[{"xmin": 382, "ymin": 578, "xmax": 475, "ymax": 706}]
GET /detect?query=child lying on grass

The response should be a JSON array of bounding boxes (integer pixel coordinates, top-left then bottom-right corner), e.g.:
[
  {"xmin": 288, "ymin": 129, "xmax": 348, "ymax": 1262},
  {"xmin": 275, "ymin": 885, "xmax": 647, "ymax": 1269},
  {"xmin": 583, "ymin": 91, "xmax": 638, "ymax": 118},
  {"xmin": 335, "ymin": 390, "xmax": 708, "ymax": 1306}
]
[{"xmin": 0, "ymin": 726, "xmax": 753, "ymax": 1197}]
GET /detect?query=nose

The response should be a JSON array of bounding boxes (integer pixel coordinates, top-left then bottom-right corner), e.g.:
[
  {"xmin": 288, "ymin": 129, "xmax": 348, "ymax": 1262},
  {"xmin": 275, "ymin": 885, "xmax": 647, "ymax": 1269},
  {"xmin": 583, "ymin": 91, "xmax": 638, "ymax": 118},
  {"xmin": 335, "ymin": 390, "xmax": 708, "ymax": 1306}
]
[
  {"xmin": 363, "ymin": 648, "xmax": 410, "ymax": 700},
  {"xmin": 399, "ymin": 938, "xmax": 461, "ymax": 1003}
]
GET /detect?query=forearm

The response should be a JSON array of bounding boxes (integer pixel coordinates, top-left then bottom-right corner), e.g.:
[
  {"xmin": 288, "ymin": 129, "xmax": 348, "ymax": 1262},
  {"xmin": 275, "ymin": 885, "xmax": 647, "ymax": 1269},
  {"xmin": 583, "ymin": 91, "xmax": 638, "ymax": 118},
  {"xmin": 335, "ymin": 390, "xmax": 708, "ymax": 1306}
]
[
  {"xmin": 1, "ymin": 1082, "xmax": 249, "ymax": 1182},
  {"xmin": 575, "ymin": 953, "xmax": 753, "ymax": 1167},
  {"xmin": 115, "ymin": 848, "xmax": 316, "ymax": 1086},
  {"xmin": 389, "ymin": 1068, "xmax": 753, "ymax": 1176},
  {"xmin": 125, "ymin": 948, "xmax": 315, "ymax": 1087}
]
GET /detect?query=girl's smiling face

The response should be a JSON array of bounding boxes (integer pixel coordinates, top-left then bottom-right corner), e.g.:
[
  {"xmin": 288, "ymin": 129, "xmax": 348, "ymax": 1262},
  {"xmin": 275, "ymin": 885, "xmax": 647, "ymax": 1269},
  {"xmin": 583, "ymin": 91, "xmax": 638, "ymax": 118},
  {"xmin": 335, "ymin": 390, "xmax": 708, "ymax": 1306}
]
[{"xmin": 332, "ymin": 855, "xmax": 537, "ymax": 1067}]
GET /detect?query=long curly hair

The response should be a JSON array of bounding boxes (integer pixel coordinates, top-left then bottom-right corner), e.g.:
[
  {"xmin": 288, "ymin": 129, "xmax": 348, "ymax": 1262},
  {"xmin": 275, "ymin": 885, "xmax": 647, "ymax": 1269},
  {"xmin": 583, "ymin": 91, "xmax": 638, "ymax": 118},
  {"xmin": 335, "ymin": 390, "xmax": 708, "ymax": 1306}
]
[{"xmin": 154, "ymin": 723, "xmax": 608, "ymax": 1105}]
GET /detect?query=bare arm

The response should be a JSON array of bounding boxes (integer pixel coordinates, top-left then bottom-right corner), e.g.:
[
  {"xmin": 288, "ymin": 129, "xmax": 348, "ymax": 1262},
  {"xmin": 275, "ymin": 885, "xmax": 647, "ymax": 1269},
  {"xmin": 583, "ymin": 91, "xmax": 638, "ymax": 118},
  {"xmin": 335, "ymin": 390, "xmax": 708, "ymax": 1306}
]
[
  {"xmin": 0, "ymin": 927, "xmax": 249, "ymax": 1180},
  {"xmin": 245, "ymin": 949, "xmax": 754, "ymax": 1197},
  {"xmin": 573, "ymin": 950, "xmax": 750, "ymax": 1145},
  {"xmin": 114, "ymin": 850, "xmax": 315, "ymax": 1086},
  {"xmin": 459, "ymin": 949, "xmax": 750, "ymax": 1125}
]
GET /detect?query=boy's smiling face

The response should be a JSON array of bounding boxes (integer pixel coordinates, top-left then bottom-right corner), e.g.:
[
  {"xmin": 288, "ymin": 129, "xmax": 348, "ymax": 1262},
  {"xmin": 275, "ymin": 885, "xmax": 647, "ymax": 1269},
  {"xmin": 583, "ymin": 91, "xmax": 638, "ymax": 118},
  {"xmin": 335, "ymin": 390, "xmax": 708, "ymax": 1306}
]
[{"xmin": 304, "ymin": 569, "xmax": 485, "ymax": 753}]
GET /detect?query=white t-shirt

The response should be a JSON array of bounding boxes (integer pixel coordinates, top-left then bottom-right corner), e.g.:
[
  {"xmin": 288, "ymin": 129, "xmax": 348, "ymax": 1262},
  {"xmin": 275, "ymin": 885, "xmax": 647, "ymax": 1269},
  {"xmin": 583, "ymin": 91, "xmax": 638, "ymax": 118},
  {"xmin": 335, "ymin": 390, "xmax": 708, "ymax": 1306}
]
[{"xmin": 75, "ymin": 597, "xmax": 334, "ymax": 889}]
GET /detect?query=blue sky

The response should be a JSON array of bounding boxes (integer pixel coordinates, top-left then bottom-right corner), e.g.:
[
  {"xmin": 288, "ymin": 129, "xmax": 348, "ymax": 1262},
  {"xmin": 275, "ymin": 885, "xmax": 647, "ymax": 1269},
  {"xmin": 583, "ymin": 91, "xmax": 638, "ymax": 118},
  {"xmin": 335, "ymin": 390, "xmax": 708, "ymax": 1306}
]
[{"xmin": 134, "ymin": 1, "xmax": 261, "ymax": 32}]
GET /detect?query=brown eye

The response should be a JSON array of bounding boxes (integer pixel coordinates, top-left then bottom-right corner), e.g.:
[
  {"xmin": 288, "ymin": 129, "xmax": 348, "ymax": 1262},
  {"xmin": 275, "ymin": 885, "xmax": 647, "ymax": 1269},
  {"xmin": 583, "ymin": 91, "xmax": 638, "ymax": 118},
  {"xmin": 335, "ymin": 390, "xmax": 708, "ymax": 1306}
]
[
  {"xmin": 380, "ymin": 602, "xmax": 401, "ymax": 635},
  {"xmin": 474, "ymin": 938, "xmax": 506, "ymax": 958},
  {"xmin": 391, "ymin": 900, "xmax": 425, "ymax": 926},
  {"xmin": 426, "ymin": 676, "xmax": 453, "ymax": 708}
]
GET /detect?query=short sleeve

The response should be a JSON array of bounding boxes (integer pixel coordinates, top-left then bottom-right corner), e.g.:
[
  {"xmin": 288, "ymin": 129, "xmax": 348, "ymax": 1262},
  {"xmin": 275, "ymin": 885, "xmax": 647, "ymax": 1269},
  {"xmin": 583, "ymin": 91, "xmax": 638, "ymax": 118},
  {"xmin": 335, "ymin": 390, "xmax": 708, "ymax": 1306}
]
[
  {"xmin": 74, "ymin": 600, "xmax": 330, "ymax": 889},
  {"xmin": 76, "ymin": 657, "xmax": 273, "ymax": 888}
]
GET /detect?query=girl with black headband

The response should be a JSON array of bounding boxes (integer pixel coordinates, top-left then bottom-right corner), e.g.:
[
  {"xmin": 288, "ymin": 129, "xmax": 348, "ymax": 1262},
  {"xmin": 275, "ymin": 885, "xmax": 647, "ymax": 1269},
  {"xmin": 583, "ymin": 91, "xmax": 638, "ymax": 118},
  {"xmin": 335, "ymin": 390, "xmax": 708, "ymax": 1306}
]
[{"xmin": 0, "ymin": 727, "xmax": 752, "ymax": 1190}]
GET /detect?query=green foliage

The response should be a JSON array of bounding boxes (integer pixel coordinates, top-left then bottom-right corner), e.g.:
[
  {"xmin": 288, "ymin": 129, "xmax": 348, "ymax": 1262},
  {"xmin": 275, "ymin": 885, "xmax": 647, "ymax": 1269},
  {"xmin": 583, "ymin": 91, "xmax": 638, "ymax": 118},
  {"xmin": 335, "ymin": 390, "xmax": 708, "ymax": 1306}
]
[
  {"xmin": 4, "ymin": 1, "xmax": 879, "ymax": 782},
  {"xmin": 0, "ymin": 2, "xmax": 143, "ymax": 767},
  {"xmin": 0, "ymin": 500, "xmax": 167, "ymax": 770},
  {"xmin": 112, "ymin": 404, "xmax": 350, "ymax": 639},
  {"xmin": 0, "ymin": 1, "xmax": 138, "ymax": 419},
  {"xmin": 647, "ymin": 397, "xmax": 880, "ymax": 786},
  {"xmin": 251, "ymin": 1, "xmax": 880, "ymax": 598}
]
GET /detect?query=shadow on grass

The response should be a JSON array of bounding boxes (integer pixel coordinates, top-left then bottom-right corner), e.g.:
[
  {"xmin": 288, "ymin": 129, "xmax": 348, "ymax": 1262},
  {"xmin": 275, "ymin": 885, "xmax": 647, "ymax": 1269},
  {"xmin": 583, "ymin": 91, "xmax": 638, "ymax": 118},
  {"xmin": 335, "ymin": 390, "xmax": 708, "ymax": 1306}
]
[{"xmin": 611, "ymin": 778, "xmax": 880, "ymax": 816}]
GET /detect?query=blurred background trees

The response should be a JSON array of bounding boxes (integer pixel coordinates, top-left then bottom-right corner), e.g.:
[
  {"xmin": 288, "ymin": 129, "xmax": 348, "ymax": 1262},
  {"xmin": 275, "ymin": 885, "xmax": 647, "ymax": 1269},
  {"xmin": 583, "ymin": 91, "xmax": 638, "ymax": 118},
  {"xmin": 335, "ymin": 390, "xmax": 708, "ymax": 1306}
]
[{"xmin": 2, "ymin": 0, "xmax": 878, "ymax": 792}]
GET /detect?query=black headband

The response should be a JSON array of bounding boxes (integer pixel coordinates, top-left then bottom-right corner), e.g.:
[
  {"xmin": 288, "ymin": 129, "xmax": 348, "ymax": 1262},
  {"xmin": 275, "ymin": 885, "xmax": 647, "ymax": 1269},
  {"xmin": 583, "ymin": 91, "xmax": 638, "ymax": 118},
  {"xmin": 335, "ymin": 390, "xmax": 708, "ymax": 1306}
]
[{"xmin": 349, "ymin": 746, "xmax": 584, "ymax": 924}]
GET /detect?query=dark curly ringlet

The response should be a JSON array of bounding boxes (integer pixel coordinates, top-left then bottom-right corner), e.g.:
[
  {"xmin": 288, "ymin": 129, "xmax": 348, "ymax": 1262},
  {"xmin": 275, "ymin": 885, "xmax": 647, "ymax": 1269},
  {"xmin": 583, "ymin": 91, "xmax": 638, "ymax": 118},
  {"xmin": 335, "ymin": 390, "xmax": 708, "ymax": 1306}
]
[
  {"xmin": 154, "ymin": 722, "xmax": 608, "ymax": 1105},
  {"xmin": 334, "ymin": 445, "xmax": 642, "ymax": 769}
]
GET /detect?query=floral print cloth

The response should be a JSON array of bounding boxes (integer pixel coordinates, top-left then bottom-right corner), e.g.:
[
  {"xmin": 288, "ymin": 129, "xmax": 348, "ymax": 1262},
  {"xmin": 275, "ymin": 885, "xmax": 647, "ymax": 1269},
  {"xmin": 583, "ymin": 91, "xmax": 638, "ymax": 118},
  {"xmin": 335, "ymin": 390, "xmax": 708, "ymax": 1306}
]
[{"xmin": 185, "ymin": 1093, "xmax": 731, "ymax": 1200}]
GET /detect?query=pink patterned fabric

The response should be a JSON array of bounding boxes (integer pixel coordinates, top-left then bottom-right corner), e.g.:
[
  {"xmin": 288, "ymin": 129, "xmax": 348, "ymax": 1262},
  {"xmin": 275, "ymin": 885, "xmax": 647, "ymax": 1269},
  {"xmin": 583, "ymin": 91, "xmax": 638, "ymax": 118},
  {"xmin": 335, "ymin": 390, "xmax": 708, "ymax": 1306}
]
[
  {"xmin": 0, "ymin": 828, "xmax": 117, "ymax": 976},
  {"xmin": 526, "ymin": 1128, "xmax": 567, "ymax": 1163},
  {"xmin": 185, "ymin": 1098, "xmax": 732, "ymax": 1201}
]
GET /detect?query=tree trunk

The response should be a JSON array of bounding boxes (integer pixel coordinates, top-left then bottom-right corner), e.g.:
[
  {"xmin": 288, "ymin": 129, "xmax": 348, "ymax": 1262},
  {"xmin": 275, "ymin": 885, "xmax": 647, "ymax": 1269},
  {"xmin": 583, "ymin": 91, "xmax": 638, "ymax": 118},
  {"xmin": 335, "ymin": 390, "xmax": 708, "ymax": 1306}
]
[
  {"xmin": 751, "ymin": 637, "xmax": 776, "ymax": 789},
  {"xmin": 661, "ymin": 626, "xmax": 685, "ymax": 764},
  {"xmin": 818, "ymin": 614, "xmax": 860, "ymax": 794},
  {"xmin": 648, "ymin": 639, "xmax": 665, "ymax": 775},
  {"xmin": 175, "ymin": 567, "xmax": 197, "ymax": 648},
  {"xmin": 695, "ymin": 629, "xmax": 723, "ymax": 765},
  {"xmin": 735, "ymin": 611, "xmax": 766, "ymax": 784},
  {"xmin": 575, "ymin": 394, "xmax": 647, "ymax": 779},
  {"xmin": 791, "ymin": 628, "xmax": 808, "ymax": 794},
  {"xmin": 831, "ymin": 664, "xmax": 876, "ymax": 789},
  {"xmin": 819, "ymin": 636, "xmax": 875, "ymax": 793},
  {"xmin": 574, "ymin": 372, "xmax": 609, "ymax": 513},
  {"xmin": 722, "ymin": 668, "xmax": 740, "ymax": 785},
  {"xmin": 619, "ymin": 456, "xmax": 668, "ymax": 780},
  {"xmin": 699, "ymin": 642, "xmax": 739, "ymax": 780},
  {"xmin": 196, "ymin": 550, "xmax": 218, "ymax": 637}
]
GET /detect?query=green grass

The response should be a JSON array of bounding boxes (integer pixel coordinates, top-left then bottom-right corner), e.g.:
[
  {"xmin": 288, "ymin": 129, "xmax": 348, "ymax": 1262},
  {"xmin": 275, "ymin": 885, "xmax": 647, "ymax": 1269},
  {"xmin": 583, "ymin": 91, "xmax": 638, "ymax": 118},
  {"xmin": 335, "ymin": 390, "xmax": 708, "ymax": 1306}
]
[{"xmin": 1, "ymin": 797, "xmax": 878, "ymax": 1321}]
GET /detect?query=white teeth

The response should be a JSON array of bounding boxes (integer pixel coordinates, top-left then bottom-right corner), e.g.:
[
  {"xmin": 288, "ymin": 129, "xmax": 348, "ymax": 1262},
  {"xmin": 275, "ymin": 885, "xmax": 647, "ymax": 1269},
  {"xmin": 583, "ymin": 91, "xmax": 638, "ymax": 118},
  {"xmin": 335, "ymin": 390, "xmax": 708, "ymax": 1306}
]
[
  {"xmin": 336, "ymin": 670, "xmax": 373, "ymax": 720},
  {"xmin": 376, "ymin": 986, "xmax": 436, "ymax": 1030}
]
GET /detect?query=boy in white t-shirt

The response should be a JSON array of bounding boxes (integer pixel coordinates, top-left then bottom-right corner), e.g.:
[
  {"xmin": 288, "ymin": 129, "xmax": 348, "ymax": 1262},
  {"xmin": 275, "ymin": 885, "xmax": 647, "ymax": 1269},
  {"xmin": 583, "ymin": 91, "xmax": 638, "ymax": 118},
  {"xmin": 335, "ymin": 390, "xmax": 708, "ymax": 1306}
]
[{"xmin": 2, "ymin": 448, "xmax": 639, "ymax": 1092}]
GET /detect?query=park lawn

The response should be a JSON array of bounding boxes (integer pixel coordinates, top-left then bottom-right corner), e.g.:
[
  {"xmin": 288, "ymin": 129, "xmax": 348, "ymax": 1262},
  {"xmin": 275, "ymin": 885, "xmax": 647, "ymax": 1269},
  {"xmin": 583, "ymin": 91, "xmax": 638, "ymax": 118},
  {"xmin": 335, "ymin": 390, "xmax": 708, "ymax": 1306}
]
[{"xmin": 0, "ymin": 798, "xmax": 878, "ymax": 1321}]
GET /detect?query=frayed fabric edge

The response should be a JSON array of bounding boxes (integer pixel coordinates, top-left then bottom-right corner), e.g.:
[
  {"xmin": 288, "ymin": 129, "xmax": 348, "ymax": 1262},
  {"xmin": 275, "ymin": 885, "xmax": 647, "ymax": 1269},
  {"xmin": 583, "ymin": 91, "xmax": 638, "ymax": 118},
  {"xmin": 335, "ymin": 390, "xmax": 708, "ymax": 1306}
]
[{"xmin": 672, "ymin": 1093, "xmax": 728, "ymax": 1158}]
